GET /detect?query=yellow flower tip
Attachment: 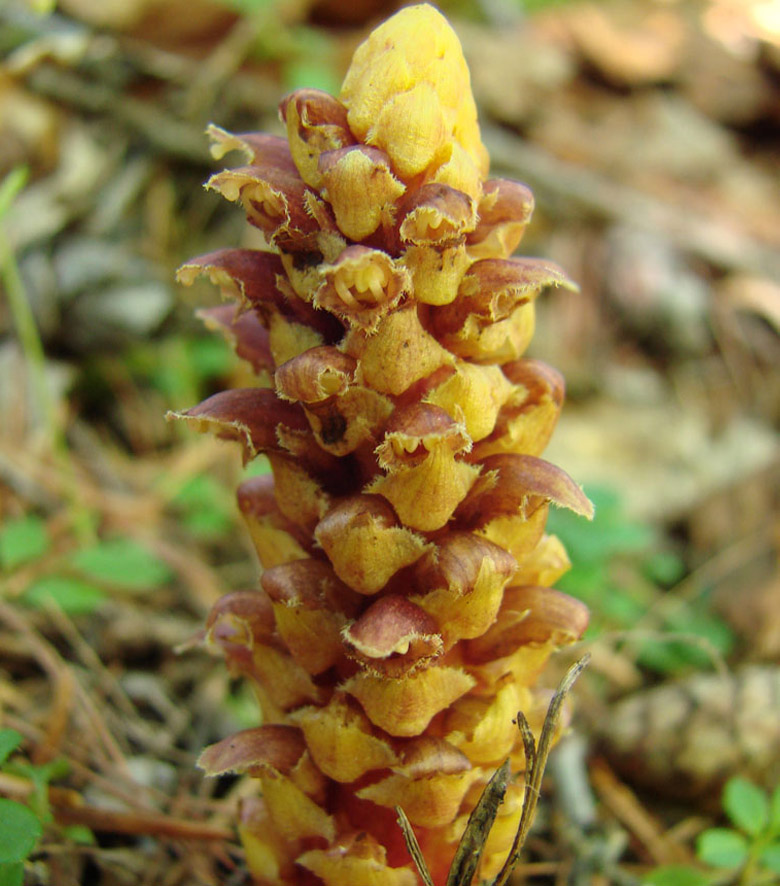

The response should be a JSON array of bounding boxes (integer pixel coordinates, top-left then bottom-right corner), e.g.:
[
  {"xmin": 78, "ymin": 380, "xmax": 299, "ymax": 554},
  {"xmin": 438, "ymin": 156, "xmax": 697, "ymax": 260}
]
[{"xmin": 339, "ymin": 4, "xmax": 487, "ymax": 183}]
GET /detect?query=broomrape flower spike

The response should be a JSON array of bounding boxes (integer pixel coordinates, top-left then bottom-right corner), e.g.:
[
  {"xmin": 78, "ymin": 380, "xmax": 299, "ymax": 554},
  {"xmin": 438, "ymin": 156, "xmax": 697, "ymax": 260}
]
[{"xmin": 174, "ymin": 5, "xmax": 593, "ymax": 885}]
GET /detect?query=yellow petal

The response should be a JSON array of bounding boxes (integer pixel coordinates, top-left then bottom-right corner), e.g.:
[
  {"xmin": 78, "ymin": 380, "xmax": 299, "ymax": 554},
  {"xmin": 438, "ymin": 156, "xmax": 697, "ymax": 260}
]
[
  {"xmin": 294, "ymin": 694, "xmax": 398, "ymax": 782},
  {"xmin": 342, "ymin": 667, "xmax": 475, "ymax": 737}
]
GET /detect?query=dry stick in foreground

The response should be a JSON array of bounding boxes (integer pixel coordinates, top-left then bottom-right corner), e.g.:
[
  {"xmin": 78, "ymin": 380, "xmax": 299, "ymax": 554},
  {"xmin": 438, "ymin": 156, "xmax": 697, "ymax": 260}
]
[{"xmin": 397, "ymin": 655, "xmax": 590, "ymax": 886}]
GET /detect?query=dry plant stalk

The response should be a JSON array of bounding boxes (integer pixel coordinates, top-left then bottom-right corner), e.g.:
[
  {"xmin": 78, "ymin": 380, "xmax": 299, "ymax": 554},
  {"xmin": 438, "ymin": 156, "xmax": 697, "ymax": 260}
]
[{"xmin": 172, "ymin": 5, "xmax": 592, "ymax": 884}]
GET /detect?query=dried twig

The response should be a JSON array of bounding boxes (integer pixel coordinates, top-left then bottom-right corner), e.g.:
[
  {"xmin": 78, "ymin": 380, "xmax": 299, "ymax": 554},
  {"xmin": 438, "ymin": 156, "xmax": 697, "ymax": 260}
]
[{"xmin": 493, "ymin": 654, "xmax": 590, "ymax": 886}]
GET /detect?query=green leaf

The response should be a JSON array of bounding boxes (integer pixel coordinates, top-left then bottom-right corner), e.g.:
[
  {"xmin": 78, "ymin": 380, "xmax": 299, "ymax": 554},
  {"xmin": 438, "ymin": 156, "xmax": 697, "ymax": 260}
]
[
  {"xmin": 641, "ymin": 865, "xmax": 711, "ymax": 886},
  {"xmin": 172, "ymin": 474, "xmax": 233, "ymax": 538},
  {"xmin": 0, "ymin": 862, "xmax": 24, "ymax": 886},
  {"xmin": 185, "ymin": 336, "xmax": 234, "ymax": 381},
  {"xmin": 759, "ymin": 841, "xmax": 780, "ymax": 874},
  {"xmin": 71, "ymin": 538, "xmax": 172, "ymax": 591},
  {"xmin": 0, "ymin": 799, "xmax": 42, "ymax": 863},
  {"xmin": 0, "ymin": 730, "xmax": 23, "ymax": 766},
  {"xmin": 243, "ymin": 456, "xmax": 271, "ymax": 478},
  {"xmin": 23, "ymin": 576, "xmax": 106, "ymax": 615},
  {"xmin": 723, "ymin": 778, "xmax": 769, "ymax": 836},
  {"xmin": 545, "ymin": 485, "xmax": 653, "ymax": 565},
  {"xmin": 0, "ymin": 515, "xmax": 49, "ymax": 570},
  {"xmin": 61, "ymin": 825, "xmax": 95, "ymax": 845},
  {"xmin": 770, "ymin": 785, "xmax": 780, "ymax": 832},
  {"xmin": 637, "ymin": 609, "xmax": 735, "ymax": 675},
  {"xmin": 696, "ymin": 828, "xmax": 749, "ymax": 868},
  {"xmin": 643, "ymin": 550, "xmax": 686, "ymax": 586}
]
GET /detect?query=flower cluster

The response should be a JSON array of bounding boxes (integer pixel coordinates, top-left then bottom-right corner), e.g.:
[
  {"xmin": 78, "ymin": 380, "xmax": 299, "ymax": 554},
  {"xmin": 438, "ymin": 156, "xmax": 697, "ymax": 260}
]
[{"xmin": 175, "ymin": 6, "xmax": 592, "ymax": 884}]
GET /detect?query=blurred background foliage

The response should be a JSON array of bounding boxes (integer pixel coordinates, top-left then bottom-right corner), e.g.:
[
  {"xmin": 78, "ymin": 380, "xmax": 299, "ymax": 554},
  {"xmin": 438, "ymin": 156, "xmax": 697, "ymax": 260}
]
[{"xmin": 0, "ymin": 0, "xmax": 778, "ymax": 883}]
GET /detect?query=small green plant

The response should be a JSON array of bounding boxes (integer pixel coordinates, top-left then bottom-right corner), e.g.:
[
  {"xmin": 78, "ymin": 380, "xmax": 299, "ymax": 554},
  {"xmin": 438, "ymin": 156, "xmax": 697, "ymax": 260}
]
[
  {"xmin": 0, "ymin": 731, "xmax": 42, "ymax": 886},
  {"xmin": 0, "ymin": 729, "xmax": 93, "ymax": 886},
  {"xmin": 546, "ymin": 486, "xmax": 734, "ymax": 674},
  {"xmin": 0, "ymin": 513, "xmax": 174, "ymax": 615},
  {"xmin": 644, "ymin": 778, "xmax": 780, "ymax": 886}
]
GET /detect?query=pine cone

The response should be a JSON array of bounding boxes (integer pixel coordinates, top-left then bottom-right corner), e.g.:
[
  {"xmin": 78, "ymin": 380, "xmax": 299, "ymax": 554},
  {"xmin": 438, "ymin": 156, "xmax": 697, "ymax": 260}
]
[{"xmin": 175, "ymin": 5, "xmax": 592, "ymax": 884}]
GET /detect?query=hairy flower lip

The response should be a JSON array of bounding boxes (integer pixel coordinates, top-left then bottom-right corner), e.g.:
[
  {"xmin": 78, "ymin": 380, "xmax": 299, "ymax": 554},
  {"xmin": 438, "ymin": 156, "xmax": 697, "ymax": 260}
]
[
  {"xmin": 376, "ymin": 403, "xmax": 471, "ymax": 471},
  {"xmin": 457, "ymin": 453, "xmax": 595, "ymax": 526},
  {"xmin": 314, "ymin": 245, "xmax": 411, "ymax": 332},
  {"xmin": 342, "ymin": 666, "xmax": 476, "ymax": 737},
  {"xmin": 198, "ymin": 724, "xmax": 306, "ymax": 777},
  {"xmin": 398, "ymin": 182, "xmax": 476, "ymax": 246},
  {"xmin": 342, "ymin": 594, "xmax": 443, "ymax": 671},
  {"xmin": 168, "ymin": 388, "xmax": 311, "ymax": 464},
  {"xmin": 292, "ymin": 694, "xmax": 399, "ymax": 783},
  {"xmin": 431, "ymin": 257, "xmax": 577, "ymax": 340}
]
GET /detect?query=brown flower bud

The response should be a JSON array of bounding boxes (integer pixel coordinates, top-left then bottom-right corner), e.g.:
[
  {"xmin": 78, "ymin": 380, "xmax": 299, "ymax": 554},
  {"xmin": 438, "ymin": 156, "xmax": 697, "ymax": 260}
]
[
  {"xmin": 465, "ymin": 586, "xmax": 590, "ymax": 664},
  {"xmin": 275, "ymin": 346, "xmax": 356, "ymax": 404},
  {"xmin": 280, "ymin": 89, "xmax": 355, "ymax": 189},
  {"xmin": 467, "ymin": 179, "xmax": 535, "ymax": 260}
]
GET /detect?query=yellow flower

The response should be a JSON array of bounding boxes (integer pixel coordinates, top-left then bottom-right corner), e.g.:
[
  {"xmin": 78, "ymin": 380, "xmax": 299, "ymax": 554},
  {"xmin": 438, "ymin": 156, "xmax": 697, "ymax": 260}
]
[{"xmin": 175, "ymin": 5, "xmax": 592, "ymax": 884}]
